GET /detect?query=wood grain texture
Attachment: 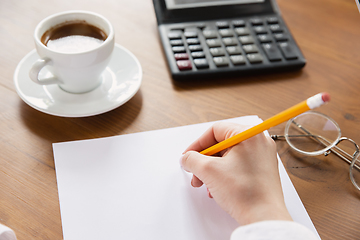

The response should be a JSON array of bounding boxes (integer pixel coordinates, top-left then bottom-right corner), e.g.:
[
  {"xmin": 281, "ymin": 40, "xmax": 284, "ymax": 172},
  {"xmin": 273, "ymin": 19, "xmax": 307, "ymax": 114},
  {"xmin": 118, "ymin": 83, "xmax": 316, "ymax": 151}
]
[{"xmin": 0, "ymin": 0, "xmax": 360, "ymax": 239}]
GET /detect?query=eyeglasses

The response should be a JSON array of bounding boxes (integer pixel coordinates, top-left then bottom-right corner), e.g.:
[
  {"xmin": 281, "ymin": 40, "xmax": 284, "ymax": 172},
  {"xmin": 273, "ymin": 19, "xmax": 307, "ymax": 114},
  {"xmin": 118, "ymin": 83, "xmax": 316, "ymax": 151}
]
[{"xmin": 271, "ymin": 111, "xmax": 360, "ymax": 191}]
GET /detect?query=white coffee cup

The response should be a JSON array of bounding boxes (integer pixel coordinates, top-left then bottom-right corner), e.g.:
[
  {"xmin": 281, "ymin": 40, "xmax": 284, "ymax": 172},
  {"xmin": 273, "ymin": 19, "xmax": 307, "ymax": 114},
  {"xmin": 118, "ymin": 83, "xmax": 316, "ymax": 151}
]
[{"xmin": 29, "ymin": 11, "xmax": 114, "ymax": 94}]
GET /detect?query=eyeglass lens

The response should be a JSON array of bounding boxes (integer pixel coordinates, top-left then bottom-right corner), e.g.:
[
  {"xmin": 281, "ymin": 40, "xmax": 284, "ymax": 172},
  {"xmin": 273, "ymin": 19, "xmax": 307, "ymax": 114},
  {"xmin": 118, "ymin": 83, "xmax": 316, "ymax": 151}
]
[
  {"xmin": 350, "ymin": 153, "xmax": 360, "ymax": 191},
  {"xmin": 285, "ymin": 112, "xmax": 341, "ymax": 155}
]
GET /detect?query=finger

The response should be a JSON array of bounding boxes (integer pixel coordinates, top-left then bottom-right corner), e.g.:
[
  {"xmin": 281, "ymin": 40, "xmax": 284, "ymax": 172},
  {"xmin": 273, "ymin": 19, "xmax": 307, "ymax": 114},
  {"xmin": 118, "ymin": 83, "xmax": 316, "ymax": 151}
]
[
  {"xmin": 183, "ymin": 122, "xmax": 251, "ymax": 153},
  {"xmin": 191, "ymin": 175, "xmax": 203, "ymax": 188},
  {"xmin": 183, "ymin": 126, "xmax": 218, "ymax": 153}
]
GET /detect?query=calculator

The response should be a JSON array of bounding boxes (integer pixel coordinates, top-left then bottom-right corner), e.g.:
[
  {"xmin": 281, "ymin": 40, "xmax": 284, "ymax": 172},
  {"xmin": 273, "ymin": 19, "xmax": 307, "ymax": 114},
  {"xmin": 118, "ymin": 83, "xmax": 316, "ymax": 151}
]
[{"xmin": 152, "ymin": 0, "xmax": 306, "ymax": 80}]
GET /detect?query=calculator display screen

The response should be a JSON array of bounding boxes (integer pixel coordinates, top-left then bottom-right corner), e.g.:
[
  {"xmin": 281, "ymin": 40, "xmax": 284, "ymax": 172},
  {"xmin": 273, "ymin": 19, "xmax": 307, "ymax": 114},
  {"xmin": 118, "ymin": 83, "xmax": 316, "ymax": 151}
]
[{"xmin": 165, "ymin": 0, "xmax": 264, "ymax": 10}]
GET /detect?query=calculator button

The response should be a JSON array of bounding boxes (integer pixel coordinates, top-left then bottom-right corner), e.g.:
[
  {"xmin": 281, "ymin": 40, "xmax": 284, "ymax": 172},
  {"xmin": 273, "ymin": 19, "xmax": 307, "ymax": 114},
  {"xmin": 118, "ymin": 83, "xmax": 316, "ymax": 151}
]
[
  {"xmin": 170, "ymin": 27, "xmax": 185, "ymax": 31},
  {"xmin": 269, "ymin": 24, "xmax": 283, "ymax": 33},
  {"xmin": 174, "ymin": 53, "xmax": 189, "ymax": 60},
  {"xmin": 213, "ymin": 57, "xmax": 229, "ymax": 67},
  {"xmin": 274, "ymin": 33, "xmax": 288, "ymax": 42},
  {"xmin": 262, "ymin": 43, "xmax": 282, "ymax": 61},
  {"xmin": 206, "ymin": 39, "xmax": 222, "ymax": 48},
  {"xmin": 170, "ymin": 39, "xmax": 184, "ymax": 46},
  {"xmin": 194, "ymin": 58, "xmax": 209, "ymax": 69},
  {"xmin": 230, "ymin": 55, "xmax": 246, "ymax": 65},
  {"xmin": 226, "ymin": 46, "xmax": 242, "ymax": 55},
  {"xmin": 232, "ymin": 20, "xmax": 246, "ymax": 27},
  {"xmin": 186, "ymin": 38, "xmax": 200, "ymax": 45},
  {"xmin": 189, "ymin": 45, "xmax": 203, "ymax": 52},
  {"xmin": 235, "ymin": 27, "xmax": 250, "ymax": 36},
  {"xmin": 278, "ymin": 42, "xmax": 298, "ymax": 60},
  {"xmin": 184, "ymin": 31, "xmax": 198, "ymax": 38},
  {"xmin": 203, "ymin": 30, "xmax": 218, "ymax": 39},
  {"xmin": 267, "ymin": 17, "xmax": 279, "ymax": 24},
  {"xmin": 253, "ymin": 26, "xmax": 268, "ymax": 34},
  {"xmin": 243, "ymin": 44, "xmax": 259, "ymax": 54},
  {"xmin": 216, "ymin": 21, "xmax": 229, "ymax": 29},
  {"xmin": 191, "ymin": 51, "xmax": 205, "ymax": 58},
  {"xmin": 247, "ymin": 53, "xmax": 263, "ymax": 63},
  {"xmin": 239, "ymin": 36, "xmax": 255, "ymax": 45},
  {"xmin": 250, "ymin": 18, "xmax": 263, "ymax": 26},
  {"xmin": 167, "ymin": 32, "xmax": 182, "ymax": 40},
  {"xmin": 258, "ymin": 34, "xmax": 272, "ymax": 43},
  {"xmin": 196, "ymin": 23, "xmax": 206, "ymax": 30},
  {"xmin": 222, "ymin": 37, "xmax": 238, "ymax": 46},
  {"xmin": 219, "ymin": 29, "xmax": 234, "ymax": 37},
  {"xmin": 172, "ymin": 46, "xmax": 186, "ymax": 53},
  {"xmin": 210, "ymin": 47, "xmax": 226, "ymax": 57},
  {"xmin": 176, "ymin": 60, "xmax": 192, "ymax": 70}
]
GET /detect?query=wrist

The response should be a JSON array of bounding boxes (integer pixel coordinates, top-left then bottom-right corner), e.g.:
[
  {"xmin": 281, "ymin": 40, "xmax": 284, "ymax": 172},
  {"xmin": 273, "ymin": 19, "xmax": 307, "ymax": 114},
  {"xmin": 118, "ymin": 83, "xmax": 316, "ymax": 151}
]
[{"xmin": 233, "ymin": 200, "xmax": 292, "ymax": 225}]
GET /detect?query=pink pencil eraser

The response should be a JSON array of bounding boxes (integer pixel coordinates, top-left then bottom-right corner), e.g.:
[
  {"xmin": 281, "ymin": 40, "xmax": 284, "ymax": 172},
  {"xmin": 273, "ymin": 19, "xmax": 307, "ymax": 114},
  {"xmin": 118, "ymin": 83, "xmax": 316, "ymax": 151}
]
[
  {"xmin": 307, "ymin": 93, "xmax": 330, "ymax": 109},
  {"xmin": 321, "ymin": 92, "xmax": 331, "ymax": 103}
]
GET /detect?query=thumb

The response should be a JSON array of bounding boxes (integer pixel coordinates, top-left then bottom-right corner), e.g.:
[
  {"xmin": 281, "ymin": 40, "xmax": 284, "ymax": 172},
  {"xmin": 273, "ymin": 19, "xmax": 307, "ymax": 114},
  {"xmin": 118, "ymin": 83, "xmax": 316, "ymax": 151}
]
[
  {"xmin": 180, "ymin": 150, "xmax": 209, "ymax": 174},
  {"xmin": 180, "ymin": 151, "xmax": 214, "ymax": 187}
]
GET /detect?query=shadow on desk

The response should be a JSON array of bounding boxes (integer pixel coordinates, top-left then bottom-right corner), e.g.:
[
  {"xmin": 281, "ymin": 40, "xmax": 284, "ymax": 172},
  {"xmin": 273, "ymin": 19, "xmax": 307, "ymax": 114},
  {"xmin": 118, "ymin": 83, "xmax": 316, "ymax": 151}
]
[
  {"xmin": 275, "ymin": 140, "xmax": 360, "ymax": 200},
  {"xmin": 171, "ymin": 69, "xmax": 306, "ymax": 91},
  {"xmin": 18, "ymin": 90, "xmax": 143, "ymax": 143}
]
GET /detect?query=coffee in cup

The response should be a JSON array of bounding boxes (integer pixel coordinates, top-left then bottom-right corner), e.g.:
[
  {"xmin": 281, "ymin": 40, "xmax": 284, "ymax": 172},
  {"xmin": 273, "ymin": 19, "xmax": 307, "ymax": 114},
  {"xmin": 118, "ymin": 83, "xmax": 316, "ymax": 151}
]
[
  {"xmin": 29, "ymin": 11, "xmax": 114, "ymax": 94},
  {"xmin": 41, "ymin": 21, "xmax": 107, "ymax": 53}
]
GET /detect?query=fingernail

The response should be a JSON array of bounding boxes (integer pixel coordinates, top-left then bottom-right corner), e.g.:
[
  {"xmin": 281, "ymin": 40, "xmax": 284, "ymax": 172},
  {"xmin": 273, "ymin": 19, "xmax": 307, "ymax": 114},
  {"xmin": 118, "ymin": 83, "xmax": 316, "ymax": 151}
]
[
  {"xmin": 191, "ymin": 177, "xmax": 195, "ymax": 187},
  {"xmin": 207, "ymin": 188, "xmax": 213, "ymax": 198}
]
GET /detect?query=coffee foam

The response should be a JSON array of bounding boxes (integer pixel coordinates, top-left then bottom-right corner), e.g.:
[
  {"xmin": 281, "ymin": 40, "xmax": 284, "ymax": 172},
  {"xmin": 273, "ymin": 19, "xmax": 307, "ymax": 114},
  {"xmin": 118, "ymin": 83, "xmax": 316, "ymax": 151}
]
[{"xmin": 47, "ymin": 35, "xmax": 104, "ymax": 53}]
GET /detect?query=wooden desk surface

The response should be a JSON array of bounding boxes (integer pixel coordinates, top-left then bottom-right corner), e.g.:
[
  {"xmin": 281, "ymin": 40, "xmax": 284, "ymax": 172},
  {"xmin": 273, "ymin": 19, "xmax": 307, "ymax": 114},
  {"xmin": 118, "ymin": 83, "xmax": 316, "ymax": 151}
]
[{"xmin": 1, "ymin": 0, "xmax": 360, "ymax": 239}]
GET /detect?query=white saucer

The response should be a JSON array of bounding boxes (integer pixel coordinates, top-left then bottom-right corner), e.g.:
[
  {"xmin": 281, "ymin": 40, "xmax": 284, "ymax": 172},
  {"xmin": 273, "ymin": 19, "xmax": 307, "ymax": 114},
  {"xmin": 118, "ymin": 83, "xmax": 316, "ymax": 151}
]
[{"xmin": 14, "ymin": 44, "xmax": 142, "ymax": 117}]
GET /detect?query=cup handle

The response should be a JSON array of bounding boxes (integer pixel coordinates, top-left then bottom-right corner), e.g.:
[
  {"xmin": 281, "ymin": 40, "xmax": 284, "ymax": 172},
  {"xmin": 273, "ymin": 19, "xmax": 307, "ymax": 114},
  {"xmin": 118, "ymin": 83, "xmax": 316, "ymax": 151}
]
[{"xmin": 29, "ymin": 58, "xmax": 63, "ymax": 85}]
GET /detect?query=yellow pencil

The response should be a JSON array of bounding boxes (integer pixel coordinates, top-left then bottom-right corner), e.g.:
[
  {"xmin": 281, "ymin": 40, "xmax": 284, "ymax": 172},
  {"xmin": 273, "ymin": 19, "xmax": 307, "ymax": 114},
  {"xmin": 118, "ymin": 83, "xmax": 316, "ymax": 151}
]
[{"xmin": 200, "ymin": 93, "xmax": 331, "ymax": 156}]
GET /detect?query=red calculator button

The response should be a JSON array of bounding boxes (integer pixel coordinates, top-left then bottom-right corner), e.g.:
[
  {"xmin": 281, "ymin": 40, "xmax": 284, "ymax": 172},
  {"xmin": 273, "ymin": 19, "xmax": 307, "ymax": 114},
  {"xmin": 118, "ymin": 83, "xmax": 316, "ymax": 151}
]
[
  {"xmin": 176, "ymin": 60, "xmax": 192, "ymax": 71},
  {"xmin": 174, "ymin": 53, "xmax": 189, "ymax": 60}
]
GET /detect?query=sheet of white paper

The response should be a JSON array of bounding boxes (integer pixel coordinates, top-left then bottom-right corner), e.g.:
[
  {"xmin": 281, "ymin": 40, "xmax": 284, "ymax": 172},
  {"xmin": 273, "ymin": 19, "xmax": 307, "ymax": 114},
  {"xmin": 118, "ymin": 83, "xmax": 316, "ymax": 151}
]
[{"xmin": 53, "ymin": 116, "xmax": 320, "ymax": 239}]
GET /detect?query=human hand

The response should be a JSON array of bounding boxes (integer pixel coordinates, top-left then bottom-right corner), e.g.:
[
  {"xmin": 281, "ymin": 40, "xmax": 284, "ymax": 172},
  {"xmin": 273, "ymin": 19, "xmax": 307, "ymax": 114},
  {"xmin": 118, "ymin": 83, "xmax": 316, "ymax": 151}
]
[{"xmin": 180, "ymin": 122, "xmax": 292, "ymax": 225}]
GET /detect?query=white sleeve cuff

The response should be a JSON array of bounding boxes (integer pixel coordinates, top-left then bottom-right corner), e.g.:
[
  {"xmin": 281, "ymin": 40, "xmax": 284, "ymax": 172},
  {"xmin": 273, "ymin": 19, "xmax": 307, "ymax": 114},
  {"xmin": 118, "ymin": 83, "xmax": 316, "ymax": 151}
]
[
  {"xmin": 0, "ymin": 224, "xmax": 17, "ymax": 240},
  {"xmin": 231, "ymin": 221, "xmax": 319, "ymax": 240}
]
